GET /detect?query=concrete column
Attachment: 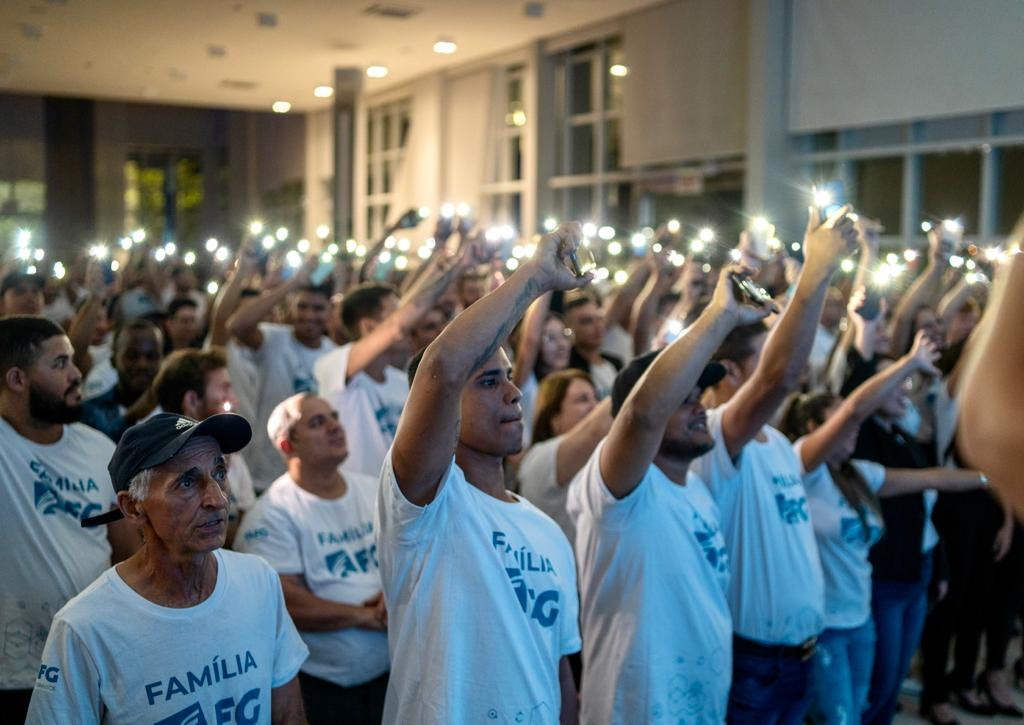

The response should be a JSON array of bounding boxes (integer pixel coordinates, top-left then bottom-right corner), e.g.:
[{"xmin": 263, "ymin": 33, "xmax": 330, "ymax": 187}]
[
  {"xmin": 44, "ymin": 97, "xmax": 96, "ymax": 260},
  {"xmin": 332, "ymin": 69, "xmax": 362, "ymax": 240}
]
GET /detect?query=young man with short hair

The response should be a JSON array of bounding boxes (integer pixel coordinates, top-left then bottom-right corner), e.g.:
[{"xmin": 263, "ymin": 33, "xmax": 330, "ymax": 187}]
[
  {"xmin": 0, "ymin": 271, "xmax": 45, "ymax": 317},
  {"xmin": 565, "ymin": 294, "xmax": 621, "ymax": 399},
  {"xmin": 164, "ymin": 297, "xmax": 203, "ymax": 352},
  {"xmin": 237, "ymin": 393, "xmax": 388, "ymax": 724}
]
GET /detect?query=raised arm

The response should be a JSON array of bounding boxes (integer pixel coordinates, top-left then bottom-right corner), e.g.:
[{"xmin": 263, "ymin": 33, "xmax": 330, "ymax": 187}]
[
  {"xmin": 721, "ymin": 206, "xmax": 859, "ymax": 458},
  {"xmin": 513, "ymin": 291, "xmax": 553, "ymax": 389},
  {"xmin": 226, "ymin": 257, "xmax": 317, "ymax": 350},
  {"xmin": 208, "ymin": 241, "xmax": 261, "ymax": 347},
  {"xmin": 800, "ymin": 330, "xmax": 940, "ymax": 471},
  {"xmin": 392, "ymin": 223, "xmax": 588, "ymax": 505},
  {"xmin": 603, "ymin": 259, "xmax": 650, "ymax": 332},
  {"xmin": 878, "ymin": 466, "xmax": 986, "ymax": 498},
  {"xmin": 67, "ymin": 260, "xmax": 111, "ymax": 376},
  {"xmin": 630, "ymin": 253, "xmax": 679, "ymax": 355},
  {"xmin": 603, "ymin": 266, "xmax": 770, "ymax": 497},
  {"xmin": 554, "ymin": 397, "xmax": 613, "ymax": 487},
  {"xmin": 890, "ymin": 228, "xmax": 949, "ymax": 354}
]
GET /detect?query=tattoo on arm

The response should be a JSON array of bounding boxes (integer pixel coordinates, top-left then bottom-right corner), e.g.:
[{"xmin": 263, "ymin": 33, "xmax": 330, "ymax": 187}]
[{"xmin": 465, "ymin": 277, "xmax": 544, "ymax": 374}]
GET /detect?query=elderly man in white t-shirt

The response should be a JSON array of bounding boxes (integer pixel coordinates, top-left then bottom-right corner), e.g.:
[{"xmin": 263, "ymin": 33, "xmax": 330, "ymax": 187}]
[
  {"xmin": 689, "ymin": 205, "xmax": 859, "ymax": 723},
  {"xmin": 26, "ymin": 412, "xmax": 308, "ymax": 724},
  {"xmin": 377, "ymin": 223, "xmax": 589, "ymax": 723},
  {"xmin": 237, "ymin": 393, "xmax": 388, "ymax": 724},
  {"xmin": 567, "ymin": 265, "xmax": 770, "ymax": 724}
]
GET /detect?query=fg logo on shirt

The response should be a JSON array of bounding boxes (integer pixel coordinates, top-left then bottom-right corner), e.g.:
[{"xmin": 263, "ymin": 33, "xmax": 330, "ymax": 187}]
[
  {"xmin": 492, "ymin": 530, "xmax": 561, "ymax": 628},
  {"xmin": 37, "ymin": 664, "xmax": 59, "ymax": 689},
  {"xmin": 153, "ymin": 688, "xmax": 260, "ymax": 725}
]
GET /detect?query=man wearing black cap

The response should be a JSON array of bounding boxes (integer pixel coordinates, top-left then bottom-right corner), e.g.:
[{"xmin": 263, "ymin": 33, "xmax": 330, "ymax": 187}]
[
  {"xmin": 0, "ymin": 270, "xmax": 44, "ymax": 317},
  {"xmin": 567, "ymin": 265, "xmax": 770, "ymax": 724},
  {"xmin": 0, "ymin": 316, "xmax": 137, "ymax": 720},
  {"xmin": 26, "ymin": 413, "xmax": 309, "ymax": 724}
]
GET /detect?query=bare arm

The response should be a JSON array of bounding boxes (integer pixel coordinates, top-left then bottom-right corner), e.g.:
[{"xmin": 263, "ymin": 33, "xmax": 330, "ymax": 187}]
[
  {"xmin": 936, "ymin": 276, "xmax": 975, "ymax": 328},
  {"xmin": 270, "ymin": 677, "xmax": 306, "ymax": 725},
  {"xmin": 603, "ymin": 267, "xmax": 770, "ymax": 497},
  {"xmin": 208, "ymin": 243, "xmax": 260, "ymax": 347},
  {"xmin": 392, "ymin": 224, "xmax": 588, "ymax": 506},
  {"xmin": 67, "ymin": 261, "xmax": 111, "ymax": 376},
  {"xmin": 889, "ymin": 229, "xmax": 948, "ymax": 355},
  {"xmin": 721, "ymin": 207, "xmax": 859, "ymax": 458},
  {"xmin": 559, "ymin": 656, "xmax": 578, "ymax": 725},
  {"xmin": 226, "ymin": 258, "xmax": 316, "ymax": 349},
  {"xmin": 800, "ymin": 330, "xmax": 939, "ymax": 472},
  {"xmin": 630, "ymin": 256, "xmax": 678, "ymax": 355},
  {"xmin": 513, "ymin": 292, "xmax": 552, "ymax": 389},
  {"xmin": 603, "ymin": 260, "xmax": 650, "ymax": 331},
  {"xmin": 878, "ymin": 467, "xmax": 986, "ymax": 498},
  {"xmin": 554, "ymin": 398, "xmax": 613, "ymax": 487},
  {"xmin": 279, "ymin": 574, "xmax": 385, "ymax": 632}
]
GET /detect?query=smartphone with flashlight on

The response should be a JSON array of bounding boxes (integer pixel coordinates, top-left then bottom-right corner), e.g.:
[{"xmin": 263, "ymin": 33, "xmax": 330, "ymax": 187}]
[
  {"xmin": 566, "ymin": 244, "xmax": 597, "ymax": 278},
  {"xmin": 395, "ymin": 208, "xmax": 425, "ymax": 230},
  {"xmin": 814, "ymin": 180, "xmax": 847, "ymax": 223},
  {"xmin": 729, "ymin": 271, "xmax": 774, "ymax": 308},
  {"xmin": 309, "ymin": 258, "xmax": 336, "ymax": 286},
  {"xmin": 859, "ymin": 287, "xmax": 882, "ymax": 321}
]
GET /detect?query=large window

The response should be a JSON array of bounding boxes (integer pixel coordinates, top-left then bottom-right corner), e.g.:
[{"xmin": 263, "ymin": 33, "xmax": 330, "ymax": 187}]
[
  {"xmin": 365, "ymin": 99, "xmax": 411, "ymax": 239},
  {"xmin": 851, "ymin": 157, "xmax": 903, "ymax": 233},
  {"xmin": 481, "ymin": 66, "xmax": 526, "ymax": 230},
  {"xmin": 124, "ymin": 152, "xmax": 205, "ymax": 244},
  {"xmin": 996, "ymin": 146, "xmax": 1024, "ymax": 234}
]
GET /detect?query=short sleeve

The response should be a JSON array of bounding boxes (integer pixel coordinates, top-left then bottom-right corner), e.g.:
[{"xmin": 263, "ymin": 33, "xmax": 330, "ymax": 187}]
[
  {"xmin": 314, "ymin": 344, "xmax": 353, "ymax": 398},
  {"xmin": 376, "ymin": 451, "xmax": 454, "ymax": 547},
  {"xmin": 558, "ymin": 551, "xmax": 582, "ymax": 656},
  {"xmin": 267, "ymin": 569, "xmax": 309, "ymax": 687},
  {"xmin": 851, "ymin": 458, "xmax": 887, "ymax": 493},
  {"xmin": 235, "ymin": 500, "xmax": 303, "ymax": 574},
  {"xmin": 566, "ymin": 439, "xmax": 650, "ymax": 531},
  {"xmin": 688, "ymin": 405, "xmax": 741, "ymax": 497},
  {"xmin": 255, "ymin": 323, "xmax": 290, "ymax": 361},
  {"xmin": 25, "ymin": 618, "xmax": 103, "ymax": 724}
]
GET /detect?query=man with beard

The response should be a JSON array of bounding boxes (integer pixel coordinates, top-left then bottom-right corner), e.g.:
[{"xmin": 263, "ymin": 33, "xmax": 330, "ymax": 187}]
[
  {"xmin": 567, "ymin": 265, "xmax": 770, "ymax": 723},
  {"xmin": 81, "ymin": 319, "xmax": 164, "ymax": 442},
  {"xmin": 0, "ymin": 317, "xmax": 138, "ymax": 720}
]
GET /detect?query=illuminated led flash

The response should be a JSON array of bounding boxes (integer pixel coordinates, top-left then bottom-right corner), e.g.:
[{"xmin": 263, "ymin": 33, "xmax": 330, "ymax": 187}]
[
  {"xmin": 33, "ymin": 248, "xmax": 44, "ymax": 261},
  {"xmin": 164, "ymin": 242, "xmax": 176, "ymax": 255},
  {"xmin": 355, "ymin": 245, "xmax": 367, "ymax": 258},
  {"xmin": 313, "ymin": 86, "xmax": 333, "ymax": 99},
  {"xmin": 598, "ymin": 226, "xmax": 615, "ymax": 241},
  {"xmin": 53, "ymin": 262, "xmax": 66, "ymax": 279},
  {"xmin": 120, "ymin": 237, "xmax": 133, "ymax": 250},
  {"xmin": 609, "ymin": 64, "xmax": 629, "ymax": 77},
  {"xmin": 379, "ymin": 251, "xmax": 392, "ymax": 264},
  {"xmin": 506, "ymin": 258, "xmax": 519, "ymax": 271},
  {"xmin": 89, "ymin": 245, "xmax": 109, "ymax": 260},
  {"xmin": 184, "ymin": 252, "xmax": 197, "ymax": 266},
  {"xmin": 921, "ymin": 221, "xmax": 933, "ymax": 233},
  {"xmin": 690, "ymin": 240, "xmax": 705, "ymax": 254},
  {"xmin": 397, "ymin": 238, "xmax": 411, "ymax": 252},
  {"xmin": 271, "ymin": 101, "xmax": 291, "ymax": 114},
  {"xmin": 131, "ymin": 229, "xmax": 146, "ymax": 243},
  {"xmin": 607, "ymin": 241, "xmax": 623, "ymax": 256},
  {"xmin": 440, "ymin": 203, "xmax": 455, "ymax": 219},
  {"xmin": 297, "ymin": 239, "xmax": 311, "ymax": 254},
  {"xmin": 812, "ymin": 188, "xmax": 833, "ymax": 208},
  {"xmin": 286, "ymin": 250, "xmax": 301, "ymax": 268},
  {"xmin": 581, "ymin": 222, "xmax": 597, "ymax": 239},
  {"xmin": 345, "ymin": 239, "xmax": 357, "ymax": 254},
  {"xmin": 751, "ymin": 216, "xmax": 771, "ymax": 231},
  {"xmin": 418, "ymin": 246, "xmax": 432, "ymax": 260},
  {"xmin": 316, "ymin": 225, "xmax": 330, "ymax": 240},
  {"xmin": 395, "ymin": 256, "xmax": 408, "ymax": 270},
  {"xmin": 729, "ymin": 249, "xmax": 742, "ymax": 262},
  {"xmin": 261, "ymin": 236, "xmax": 275, "ymax": 250},
  {"xmin": 110, "ymin": 260, "xmax": 120, "ymax": 272},
  {"xmin": 904, "ymin": 249, "xmax": 918, "ymax": 262},
  {"xmin": 16, "ymin": 229, "xmax": 31, "ymax": 246},
  {"xmin": 543, "ymin": 217, "xmax": 558, "ymax": 232},
  {"xmin": 249, "ymin": 221, "xmax": 264, "ymax": 235},
  {"xmin": 942, "ymin": 219, "xmax": 962, "ymax": 234},
  {"xmin": 886, "ymin": 253, "xmax": 898, "ymax": 265},
  {"xmin": 384, "ymin": 236, "xmax": 396, "ymax": 250},
  {"xmin": 206, "ymin": 238, "xmax": 219, "ymax": 252},
  {"xmin": 26, "ymin": 265, "xmax": 36, "ymax": 275},
  {"xmin": 455, "ymin": 202, "xmax": 471, "ymax": 217},
  {"xmin": 840, "ymin": 258, "xmax": 856, "ymax": 273},
  {"xmin": 666, "ymin": 219, "xmax": 681, "ymax": 234},
  {"xmin": 275, "ymin": 227, "xmax": 288, "ymax": 242},
  {"xmin": 154, "ymin": 249, "xmax": 166, "ymax": 263},
  {"xmin": 206, "ymin": 281, "xmax": 219, "ymax": 295},
  {"xmin": 418, "ymin": 207, "xmax": 430, "ymax": 219},
  {"xmin": 631, "ymin": 233, "xmax": 646, "ymax": 248},
  {"xmin": 950, "ymin": 255, "xmax": 965, "ymax": 269},
  {"xmin": 698, "ymin": 227, "xmax": 715, "ymax": 243},
  {"xmin": 215, "ymin": 247, "xmax": 230, "ymax": 262},
  {"xmin": 614, "ymin": 270, "xmax": 629, "ymax": 285}
]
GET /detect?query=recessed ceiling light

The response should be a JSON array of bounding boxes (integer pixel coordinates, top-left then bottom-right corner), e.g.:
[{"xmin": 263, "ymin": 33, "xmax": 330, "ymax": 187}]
[
  {"xmin": 609, "ymin": 64, "xmax": 629, "ymax": 77},
  {"xmin": 433, "ymin": 39, "xmax": 457, "ymax": 54},
  {"xmin": 271, "ymin": 101, "xmax": 291, "ymax": 113},
  {"xmin": 366, "ymin": 65, "xmax": 388, "ymax": 78},
  {"xmin": 313, "ymin": 85, "xmax": 333, "ymax": 98}
]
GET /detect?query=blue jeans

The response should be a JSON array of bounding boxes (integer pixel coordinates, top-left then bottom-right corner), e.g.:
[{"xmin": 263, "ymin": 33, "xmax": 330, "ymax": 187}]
[
  {"xmin": 864, "ymin": 555, "xmax": 932, "ymax": 724},
  {"xmin": 810, "ymin": 619, "xmax": 877, "ymax": 724},
  {"xmin": 727, "ymin": 646, "xmax": 815, "ymax": 724}
]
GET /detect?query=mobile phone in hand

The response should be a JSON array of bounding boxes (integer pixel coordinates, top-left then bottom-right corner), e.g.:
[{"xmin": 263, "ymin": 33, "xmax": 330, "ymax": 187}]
[
  {"xmin": 859, "ymin": 287, "xmax": 882, "ymax": 321},
  {"xmin": 566, "ymin": 245, "xmax": 597, "ymax": 277},
  {"xmin": 816, "ymin": 180, "xmax": 846, "ymax": 223},
  {"xmin": 729, "ymin": 271, "xmax": 774, "ymax": 308}
]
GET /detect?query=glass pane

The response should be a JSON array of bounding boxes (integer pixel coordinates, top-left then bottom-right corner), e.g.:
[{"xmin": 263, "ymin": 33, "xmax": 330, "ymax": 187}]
[
  {"xmin": 605, "ymin": 119, "xmax": 620, "ymax": 171},
  {"xmin": 367, "ymin": 116, "xmax": 375, "ymax": 154},
  {"xmin": 366, "ymin": 206, "xmax": 376, "ymax": 238},
  {"xmin": 605, "ymin": 45, "xmax": 625, "ymax": 111},
  {"xmin": 382, "ymin": 160, "xmax": 392, "ymax": 194},
  {"xmin": 606, "ymin": 183, "xmax": 632, "ymax": 231},
  {"xmin": 399, "ymin": 111, "xmax": 410, "ymax": 149},
  {"xmin": 382, "ymin": 114, "xmax": 392, "ymax": 150},
  {"xmin": 381, "ymin": 204, "xmax": 390, "ymax": 227},
  {"xmin": 508, "ymin": 75, "xmax": 522, "ymax": 108},
  {"xmin": 509, "ymin": 136, "xmax": 522, "ymax": 181},
  {"xmin": 852, "ymin": 157, "xmax": 903, "ymax": 234},
  {"xmin": 921, "ymin": 151, "xmax": 981, "ymax": 234},
  {"xmin": 569, "ymin": 61, "xmax": 592, "ymax": 115},
  {"xmin": 997, "ymin": 146, "xmax": 1024, "ymax": 235},
  {"xmin": 366, "ymin": 164, "xmax": 374, "ymax": 196},
  {"xmin": 570, "ymin": 124, "xmax": 594, "ymax": 175},
  {"xmin": 568, "ymin": 186, "xmax": 594, "ymax": 221}
]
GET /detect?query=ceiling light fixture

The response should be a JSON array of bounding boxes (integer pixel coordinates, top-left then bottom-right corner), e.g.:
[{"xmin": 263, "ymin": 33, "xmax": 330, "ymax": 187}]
[
  {"xmin": 271, "ymin": 101, "xmax": 291, "ymax": 113},
  {"xmin": 609, "ymin": 64, "xmax": 629, "ymax": 77},
  {"xmin": 313, "ymin": 85, "xmax": 333, "ymax": 98},
  {"xmin": 433, "ymin": 39, "xmax": 457, "ymax": 54},
  {"xmin": 366, "ymin": 65, "xmax": 388, "ymax": 78}
]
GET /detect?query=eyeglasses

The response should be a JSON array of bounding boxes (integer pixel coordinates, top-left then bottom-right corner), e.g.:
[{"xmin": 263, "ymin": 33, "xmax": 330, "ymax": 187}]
[{"xmin": 542, "ymin": 328, "xmax": 574, "ymax": 344}]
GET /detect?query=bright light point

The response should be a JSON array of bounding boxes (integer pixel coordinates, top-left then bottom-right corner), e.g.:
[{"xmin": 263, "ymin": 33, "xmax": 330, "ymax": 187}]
[
  {"xmin": 395, "ymin": 255, "xmax": 408, "ymax": 270},
  {"xmin": 275, "ymin": 227, "xmax": 288, "ymax": 241},
  {"xmin": 729, "ymin": 249, "xmax": 742, "ymax": 262},
  {"xmin": 904, "ymin": 249, "xmax": 918, "ymax": 262},
  {"xmin": 614, "ymin": 269, "xmax": 629, "ymax": 285},
  {"xmin": 886, "ymin": 253, "xmax": 898, "ymax": 265},
  {"xmin": 456, "ymin": 202, "xmax": 471, "ymax": 217},
  {"xmin": 791, "ymin": 242, "xmax": 802, "ymax": 252},
  {"xmin": 53, "ymin": 262, "xmax": 65, "ymax": 279},
  {"xmin": 33, "ymin": 248, "xmax": 44, "ymax": 261},
  {"xmin": 418, "ymin": 206, "xmax": 430, "ymax": 218},
  {"xmin": 297, "ymin": 239, "xmax": 310, "ymax": 254},
  {"xmin": 271, "ymin": 101, "xmax": 291, "ymax": 114},
  {"xmin": 965, "ymin": 272, "xmax": 979, "ymax": 285},
  {"xmin": 698, "ymin": 227, "xmax": 715, "ymax": 243},
  {"xmin": 921, "ymin": 221, "xmax": 933, "ymax": 233},
  {"xmin": 964, "ymin": 259, "xmax": 977, "ymax": 271},
  {"xmin": 607, "ymin": 241, "xmax": 623, "ymax": 256},
  {"xmin": 598, "ymin": 225, "xmax": 615, "ymax": 241},
  {"xmin": 120, "ymin": 237, "xmax": 133, "ymax": 250},
  {"xmin": 512, "ymin": 245, "xmax": 525, "ymax": 259},
  {"xmin": 840, "ymin": 258, "xmax": 856, "ymax": 273},
  {"xmin": 812, "ymin": 187, "xmax": 833, "ymax": 208},
  {"xmin": 110, "ymin": 260, "xmax": 120, "ymax": 272},
  {"xmin": 26, "ymin": 265, "xmax": 36, "ymax": 275},
  {"xmin": 316, "ymin": 224, "xmax": 330, "ymax": 240},
  {"xmin": 248, "ymin": 220, "xmax": 264, "ymax": 235},
  {"xmin": 131, "ymin": 229, "xmax": 146, "ymax": 243},
  {"xmin": 184, "ymin": 251, "xmax": 196, "ymax": 265},
  {"xmin": 346, "ymin": 239, "xmax": 358, "ymax": 254},
  {"xmin": 164, "ymin": 242, "xmax": 176, "ymax": 255},
  {"xmin": 595, "ymin": 267, "xmax": 610, "ymax": 280},
  {"xmin": 285, "ymin": 250, "xmax": 301, "ymax": 268},
  {"xmin": 206, "ymin": 281, "xmax": 219, "ymax": 295},
  {"xmin": 670, "ymin": 252, "xmax": 685, "ymax": 267},
  {"xmin": 582, "ymin": 222, "xmax": 597, "ymax": 238},
  {"xmin": 983, "ymin": 246, "xmax": 1001, "ymax": 262},
  {"xmin": 261, "ymin": 235, "xmax": 274, "ymax": 250},
  {"xmin": 424, "ymin": 237, "xmax": 436, "ymax": 249},
  {"xmin": 327, "ymin": 243, "xmax": 339, "ymax": 255},
  {"xmin": 15, "ymin": 229, "xmax": 31, "ymax": 246},
  {"xmin": 752, "ymin": 216, "xmax": 770, "ymax": 231},
  {"xmin": 398, "ymin": 238, "xmax": 411, "ymax": 252},
  {"xmin": 384, "ymin": 236, "xmax": 396, "ymax": 249},
  {"xmin": 418, "ymin": 246, "xmax": 432, "ymax": 260},
  {"xmin": 631, "ymin": 233, "xmax": 646, "ymax": 248},
  {"xmin": 510, "ymin": 110, "xmax": 526, "ymax": 127},
  {"xmin": 89, "ymin": 245, "xmax": 108, "ymax": 260},
  {"xmin": 215, "ymin": 247, "xmax": 230, "ymax": 262},
  {"xmin": 950, "ymin": 255, "xmax": 964, "ymax": 269},
  {"xmin": 313, "ymin": 86, "xmax": 333, "ymax": 98},
  {"xmin": 501, "ymin": 225, "xmax": 515, "ymax": 241},
  {"xmin": 691, "ymin": 239, "xmax": 705, "ymax": 254},
  {"xmin": 379, "ymin": 251, "xmax": 392, "ymax": 264},
  {"xmin": 768, "ymin": 237, "xmax": 782, "ymax": 251},
  {"xmin": 206, "ymin": 238, "xmax": 219, "ymax": 252},
  {"xmin": 652, "ymin": 243, "xmax": 663, "ymax": 253},
  {"xmin": 154, "ymin": 248, "xmax": 167, "ymax": 262},
  {"xmin": 355, "ymin": 245, "xmax": 367, "ymax": 257},
  {"xmin": 433, "ymin": 39, "xmax": 457, "ymax": 54},
  {"xmin": 609, "ymin": 64, "xmax": 629, "ymax": 77},
  {"xmin": 320, "ymin": 252, "xmax": 333, "ymax": 264},
  {"xmin": 440, "ymin": 203, "xmax": 455, "ymax": 218},
  {"xmin": 506, "ymin": 258, "xmax": 520, "ymax": 271},
  {"xmin": 942, "ymin": 219, "xmax": 962, "ymax": 234},
  {"xmin": 485, "ymin": 228, "xmax": 501, "ymax": 243},
  {"xmin": 524, "ymin": 243, "xmax": 537, "ymax": 258},
  {"xmin": 872, "ymin": 269, "xmax": 890, "ymax": 286},
  {"xmin": 666, "ymin": 219, "xmax": 681, "ymax": 234},
  {"xmin": 543, "ymin": 217, "xmax": 558, "ymax": 232},
  {"xmin": 15, "ymin": 248, "xmax": 30, "ymax": 261}
]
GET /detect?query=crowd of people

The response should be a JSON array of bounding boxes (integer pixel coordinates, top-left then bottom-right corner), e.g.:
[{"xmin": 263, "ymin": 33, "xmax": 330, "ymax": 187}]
[{"xmin": 0, "ymin": 196, "xmax": 1021, "ymax": 725}]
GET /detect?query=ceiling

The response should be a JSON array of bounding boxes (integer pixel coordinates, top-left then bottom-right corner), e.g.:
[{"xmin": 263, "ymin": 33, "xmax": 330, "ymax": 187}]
[{"xmin": 0, "ymin": 0, "xmax": 658, "ymax": 112}]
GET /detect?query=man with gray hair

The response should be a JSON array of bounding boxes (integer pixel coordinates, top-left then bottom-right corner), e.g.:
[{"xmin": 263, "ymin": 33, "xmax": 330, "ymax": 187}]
[
  {"xmin": 26, "ymin": 413, "xmax": 309, "ymax": 724},
  {"xmin": 237, "ymin": 393, "xmax": 388, "ymax": 724}
]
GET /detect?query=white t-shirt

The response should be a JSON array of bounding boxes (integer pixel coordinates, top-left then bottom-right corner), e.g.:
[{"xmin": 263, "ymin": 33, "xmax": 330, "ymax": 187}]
[
  {"xmin": 82, "ymin": 356, "xmax": 118, "ymax": 402},
  {"xmin": 249, "ymin": 323, "xmax": 337, "ymax": 491},
  {"xmin": 567, "ymin": 441, "xmax": 732, "ymax": 724},
  {"xmin": 796, "ymin": 439, "xmax": 887, "ymax": 630},
  {"xmin": 520, "ymin": 373, "xmax": 538, "ymax": 447},
  {"xmin": 601, "ymin": 323, "xmax": 634, "ymax": 365},
  {"xmin": 0, "ymin": 419, "xmax": 117, "ymax": 689},
  {"xmin": 377, "ymin": 454, "xmax": 581, "ymax": 724},
  {"xmin": 26, "ymin": 549, "xmax": 307, "ymax": 723},
  {"xmin": 314, "ymin": 344, "xmax": 409, "ymax": 479},
  {"xmin": 517, "ymin": 436, "xmax": 574, "ymax": 542},
  {"xmin": 588, "ymin": 358, "xmax": 618, "ymax": 401},
  {"xmin": 236, "ymin": 471, "xmax": 388, "ymax": 687},
  {"xmin": 690, "ymin": 405, "xmax": 825, "ymax": 645}
]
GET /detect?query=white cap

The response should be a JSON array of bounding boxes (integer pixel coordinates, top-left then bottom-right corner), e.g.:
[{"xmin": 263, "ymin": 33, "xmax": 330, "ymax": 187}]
[{"xmin": 266, "ymin": 393, "xmax": 310, "ymax": 450}]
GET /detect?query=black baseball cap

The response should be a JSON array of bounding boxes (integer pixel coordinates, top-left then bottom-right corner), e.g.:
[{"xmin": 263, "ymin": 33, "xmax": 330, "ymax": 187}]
[
  {"xmin": 610, "ymin": 350, "xmax": 726, "ymax": 417},
  {"xmin": 81, "ymin": 413, "xmax": 252, "ymax": 527},
  {"xmin": 1, "ymin": 270, "xmax": 44, "ymax": 295}
]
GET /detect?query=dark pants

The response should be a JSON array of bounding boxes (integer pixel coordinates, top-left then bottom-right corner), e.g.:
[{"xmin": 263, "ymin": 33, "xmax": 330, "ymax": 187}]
[
  {"xmin": 0, "ymin": 688, "xmax": 33, "ymax": 723},
  {"xmin": 921, "ymin": 491, "xmax": 1001, "ymax": 707},
  {"xmin": 864, "ymin": 553, "xmax": 932, "ymax": 725},
  {"xmin": 727, "ymin": 645, "xmax": 814, "ymax": 724},
  {"xmin": 298, "ymin": 670, "xmax": 388, "ymax": 725},
  {"xmin": 985, "ymin": 522, "xmax": 1024, "ymax": 671}
]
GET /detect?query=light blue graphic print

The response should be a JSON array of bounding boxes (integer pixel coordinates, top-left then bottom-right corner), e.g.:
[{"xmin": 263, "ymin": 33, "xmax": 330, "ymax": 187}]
[{"xmin": 492, "ymin": 530, "xmax": 562, "ymax": 629}]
